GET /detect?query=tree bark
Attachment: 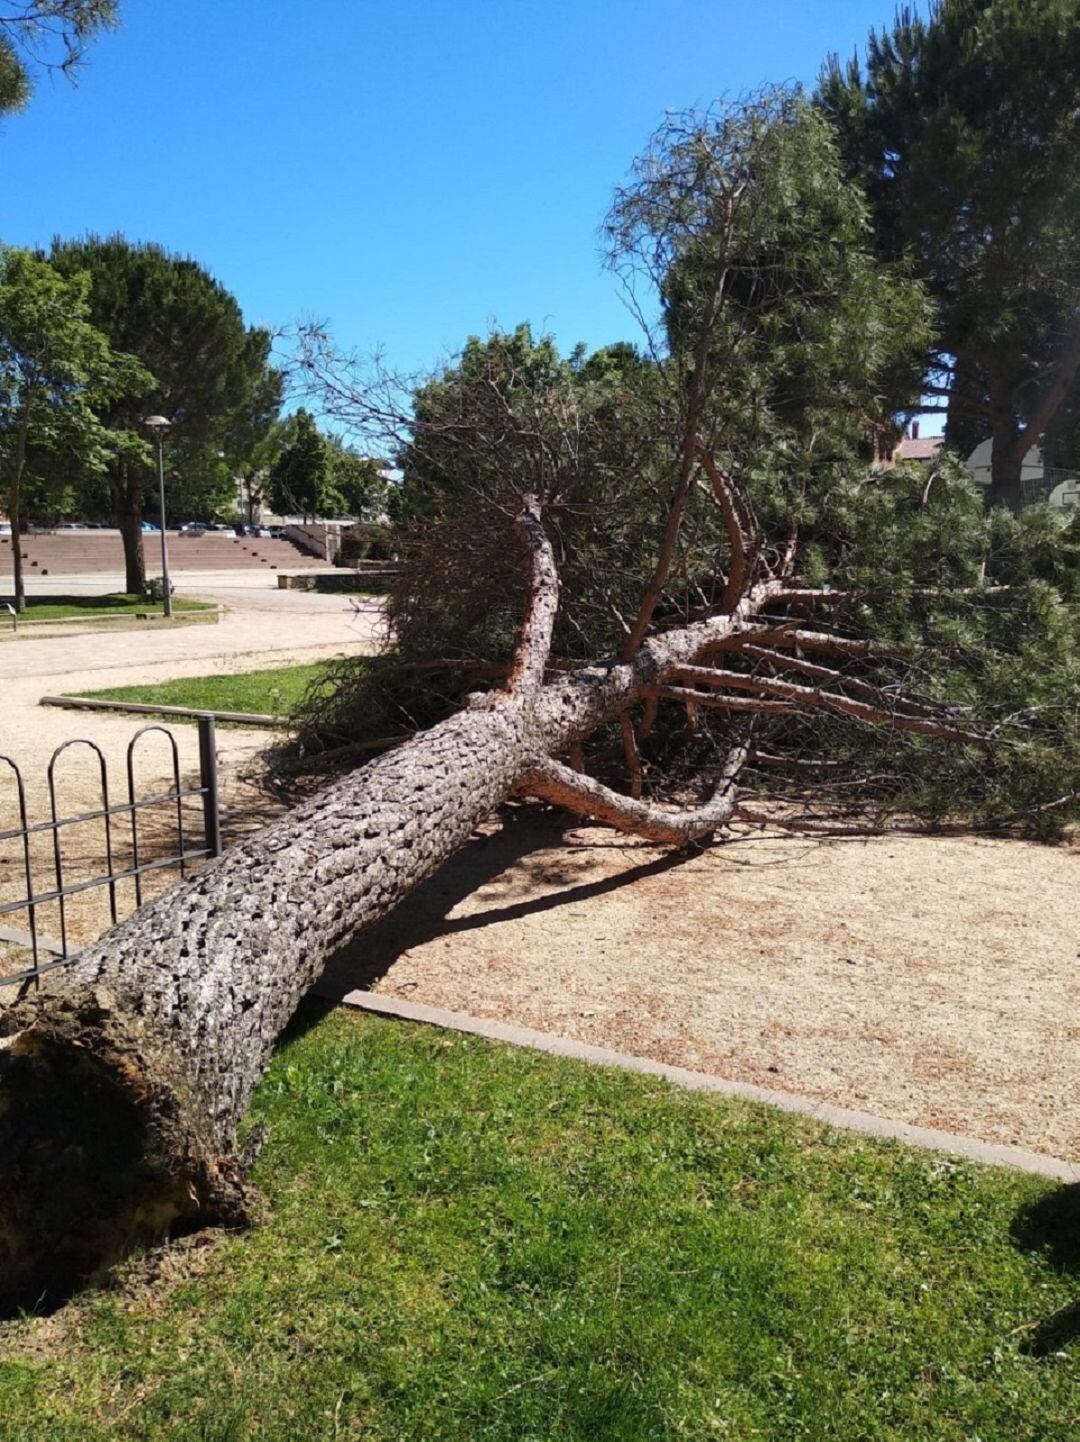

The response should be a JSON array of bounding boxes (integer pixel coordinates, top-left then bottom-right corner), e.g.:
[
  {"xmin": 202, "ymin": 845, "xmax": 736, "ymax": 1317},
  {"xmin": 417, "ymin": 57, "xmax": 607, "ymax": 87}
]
[
  {"xmin": 7, "ymin": 402, "xmax": 30, "ymax": 613},
  {"xmin": 116, "ymin": 467, "xmax": 147, "ymax": 595},
  {"xmin": 522, "ymin": 743, "xmax": 747, "ymax": 846},
  {"xmin": 0, "ymin": 575, "xmax": 777, "ymax": 1309}
]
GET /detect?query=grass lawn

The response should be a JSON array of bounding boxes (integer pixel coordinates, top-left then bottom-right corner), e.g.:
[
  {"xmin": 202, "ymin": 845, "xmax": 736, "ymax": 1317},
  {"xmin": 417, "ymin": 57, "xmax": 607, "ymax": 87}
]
[
  {"xmin": 10, "ymin": 594, "xmax": 214, "ymax": 622},
  {"xmin": 75, "ymin": 661, "xmax": 336, "ymax": 718},
  {"xmin": 1, "ymin": 1003, "xmax": 1075, "ymax": 1440}
]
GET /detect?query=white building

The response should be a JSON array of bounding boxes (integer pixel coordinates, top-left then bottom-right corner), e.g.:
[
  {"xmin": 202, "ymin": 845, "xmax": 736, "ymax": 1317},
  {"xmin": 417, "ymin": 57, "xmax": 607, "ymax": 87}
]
[
  {"xmin": 964, "ymin": 439, "xmax": 1079, "ymax": 513},
  {"xmin": 964, "ymin": 439, "xmax": 1045, "ymax": 490}
]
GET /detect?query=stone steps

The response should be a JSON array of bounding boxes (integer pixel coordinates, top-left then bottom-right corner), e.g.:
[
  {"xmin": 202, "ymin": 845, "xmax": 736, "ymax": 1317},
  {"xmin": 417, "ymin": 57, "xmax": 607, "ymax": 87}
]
[{"xmin": 0, "ymin": 531, "xmax": 329, "ymax": 576}]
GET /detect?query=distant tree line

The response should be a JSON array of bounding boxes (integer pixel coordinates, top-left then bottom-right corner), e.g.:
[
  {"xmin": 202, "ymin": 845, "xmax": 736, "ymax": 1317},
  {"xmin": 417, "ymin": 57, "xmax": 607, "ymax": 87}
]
[
  {"xmin": 266, "ymin": 408, "xmax": 387, "ymax": 524},
  {"xmin": 0, "ymin": 237, "xmax": 383, "ymax": 610}
]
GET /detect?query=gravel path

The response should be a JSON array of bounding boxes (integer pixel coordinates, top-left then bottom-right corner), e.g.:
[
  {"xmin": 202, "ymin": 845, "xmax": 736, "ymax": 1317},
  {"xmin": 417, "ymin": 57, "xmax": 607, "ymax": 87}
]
[
  {"xmin": 0, "ymin": 582, "xmax": 383, "ymax": 950},
  {"xmin": 321, "ymin": 809, "xmax": 1080, "ymax": 1161}
]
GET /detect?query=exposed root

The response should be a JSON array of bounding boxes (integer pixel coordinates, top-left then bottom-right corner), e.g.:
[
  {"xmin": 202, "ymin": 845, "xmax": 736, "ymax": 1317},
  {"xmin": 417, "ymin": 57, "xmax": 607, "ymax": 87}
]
[{"xmin": 0, "ymin": 992, "xmax": 249, "ymax": 1315}]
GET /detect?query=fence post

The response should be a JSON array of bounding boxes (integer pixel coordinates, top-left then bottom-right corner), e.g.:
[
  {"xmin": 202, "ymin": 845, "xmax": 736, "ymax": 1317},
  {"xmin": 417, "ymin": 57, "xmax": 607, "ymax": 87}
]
[{"xmin": 198, "ymin": 714, "xmax": 222, "ymax": 858}]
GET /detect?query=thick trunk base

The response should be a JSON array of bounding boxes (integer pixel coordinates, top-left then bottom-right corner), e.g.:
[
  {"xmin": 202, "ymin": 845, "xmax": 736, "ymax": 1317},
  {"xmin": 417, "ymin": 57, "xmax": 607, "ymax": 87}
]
[
  {"xmin": 118, "ymin": 509, "xmax": 146, "ymax": 596},
  {"xmin": 0, "ymin": 991, "xmax": 246, "ymax": 1314}
]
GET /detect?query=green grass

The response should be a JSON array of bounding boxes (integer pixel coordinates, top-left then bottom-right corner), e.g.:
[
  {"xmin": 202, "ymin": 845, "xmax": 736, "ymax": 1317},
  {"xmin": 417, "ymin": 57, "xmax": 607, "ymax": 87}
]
[
  {"xmin": 10, "ymin": 594, "xmax": 214, "ymax": 622},
  {"xmin": 1, "ymin": 1004, "xmax": 1075, "ymax": 1441},
  {"xmin": 75, "ymin": 661, "xmax": 335, "ymax": 718}
]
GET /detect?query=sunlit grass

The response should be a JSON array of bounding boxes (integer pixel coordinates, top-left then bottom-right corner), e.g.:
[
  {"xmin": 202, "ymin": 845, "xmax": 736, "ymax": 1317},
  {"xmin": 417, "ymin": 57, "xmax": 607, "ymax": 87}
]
[
  {"xmin": 0, "ymin": 1003, "xmax": 1075, "ymax": 1440},
  {"xmin": 76, "ymin": 662, "xmax": 338, "ymax": 718},
  {"xmin": 10, "ymin": 594, "xmax": 214, "ymax": 622}
]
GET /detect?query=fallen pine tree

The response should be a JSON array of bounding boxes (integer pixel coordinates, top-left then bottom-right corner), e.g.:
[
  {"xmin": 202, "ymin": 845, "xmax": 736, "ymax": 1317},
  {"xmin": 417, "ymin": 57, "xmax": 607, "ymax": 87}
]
[
  {"xmin": 0, "ymin": 480, "xmax": 1019, "ymax": 1309},
  {"xmin": 4, "ymin": 90, "xmax": 1080, "ymax": 1310}
]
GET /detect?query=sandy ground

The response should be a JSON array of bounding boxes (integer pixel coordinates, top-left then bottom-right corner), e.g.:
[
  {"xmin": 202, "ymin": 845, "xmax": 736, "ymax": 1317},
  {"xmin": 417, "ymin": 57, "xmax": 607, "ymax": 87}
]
[
  {"xmin": 321, "ymin": 808, "xmax": 1080, "ymax": 1161},
  {"xmin": 0, "ymin": 579, "xmax": 382, "ymax": 951}
]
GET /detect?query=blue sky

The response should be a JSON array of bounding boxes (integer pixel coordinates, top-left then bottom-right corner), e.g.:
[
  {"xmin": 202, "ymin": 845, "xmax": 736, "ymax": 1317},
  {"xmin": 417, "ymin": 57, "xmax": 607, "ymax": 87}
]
[{"xmin": 2, "ymin": 0, "xmax": 895, "ymax": 376}]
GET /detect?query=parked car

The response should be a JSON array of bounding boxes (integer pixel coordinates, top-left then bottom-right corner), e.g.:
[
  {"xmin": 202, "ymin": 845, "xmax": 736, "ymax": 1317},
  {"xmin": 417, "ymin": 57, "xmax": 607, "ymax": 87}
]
[
  {"xmin": 179, "ymin": 521, "xmax": 207, "ymax": 536},
  {"xmin": 141, "ymin": 521, "xmax": 160, "ymax": 532}
]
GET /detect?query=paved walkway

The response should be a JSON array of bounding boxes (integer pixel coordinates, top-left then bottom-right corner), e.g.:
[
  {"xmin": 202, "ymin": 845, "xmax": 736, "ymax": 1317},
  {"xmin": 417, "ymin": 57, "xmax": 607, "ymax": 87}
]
[
  {"xmin": 14, "ymin": 567, "xmax": 341, "ymax": 599},
  {"xmin": 0, "ymin": 578, "xmax": 385, "ymax": 952},
  {"xmin": 0, "ymin": 580, "xmax": 382, "ymax": 685},
  {"xmin": 0, "ymin": 579, "xmax": 383, "ymax": 809}
]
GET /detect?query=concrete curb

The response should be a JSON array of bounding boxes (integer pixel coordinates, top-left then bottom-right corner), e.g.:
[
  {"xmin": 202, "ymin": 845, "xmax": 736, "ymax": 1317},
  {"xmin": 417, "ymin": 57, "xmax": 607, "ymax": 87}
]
[
  {"xmin": 316, "ymin": 984, "xmax": 1079, "ymax": 1184},
  {"xmin": 40, "ymin": 694, "xmax": 285, "ymax": 728},
  {"xmin": 0, "ymin": 607, "xmax": 220, "ymax": 640},
  {"xmin": 0, "ymin": 922, "xmax": 65, "ymax": 957}
]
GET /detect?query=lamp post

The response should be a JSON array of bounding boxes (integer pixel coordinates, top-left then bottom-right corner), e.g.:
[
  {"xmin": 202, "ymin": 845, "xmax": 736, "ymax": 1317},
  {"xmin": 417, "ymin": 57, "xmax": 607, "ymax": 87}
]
[{"xmin": 143, "ymin": 415, "xmax": 173, "ymax": 618}]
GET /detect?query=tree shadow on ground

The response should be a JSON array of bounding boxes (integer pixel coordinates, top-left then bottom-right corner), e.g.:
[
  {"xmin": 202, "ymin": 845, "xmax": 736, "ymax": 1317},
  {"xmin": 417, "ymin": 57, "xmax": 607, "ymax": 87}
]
[
  {"xmin": 312, "ymin": 803, "xmax": 687, "ymax": 1002},
  {"xmin": 1011, "ymin": 1183, "xmax": 1080, "ymax": 1356}
]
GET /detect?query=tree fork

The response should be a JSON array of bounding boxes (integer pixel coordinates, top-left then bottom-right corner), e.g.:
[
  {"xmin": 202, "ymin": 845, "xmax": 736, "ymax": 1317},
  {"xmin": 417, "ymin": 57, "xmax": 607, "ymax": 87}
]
[{"xmin": 520, "ymin": 743, "xmax": 748, "ymax": 847}]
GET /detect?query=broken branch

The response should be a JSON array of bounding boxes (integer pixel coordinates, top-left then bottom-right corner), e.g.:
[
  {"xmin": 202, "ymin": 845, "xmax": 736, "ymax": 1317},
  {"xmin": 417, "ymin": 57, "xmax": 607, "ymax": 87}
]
[
  {"xmin": 505, "ymin": 494, "xmax": 560, "ymax": 698},
  {"xmin": 520, "ymin": 744, "xmax": 748, "ymax": 847},
  {"xmin": 667, "ymin": 664, "xmax": 985, "ymax": 744}
]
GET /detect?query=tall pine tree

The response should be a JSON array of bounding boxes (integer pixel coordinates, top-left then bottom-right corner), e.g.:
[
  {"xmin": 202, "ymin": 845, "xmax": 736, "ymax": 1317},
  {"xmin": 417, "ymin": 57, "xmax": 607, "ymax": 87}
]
[{"xmin": 819, "ymin": 0, "xmax": 1080, "ymax": 507}]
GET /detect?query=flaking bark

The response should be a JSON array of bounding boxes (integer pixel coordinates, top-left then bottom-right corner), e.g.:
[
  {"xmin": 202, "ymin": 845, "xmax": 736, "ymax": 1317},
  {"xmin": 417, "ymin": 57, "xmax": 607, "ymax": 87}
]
[{"xmin": 0, "ymin": 571, "xmax": 782, "ymax": 1306}]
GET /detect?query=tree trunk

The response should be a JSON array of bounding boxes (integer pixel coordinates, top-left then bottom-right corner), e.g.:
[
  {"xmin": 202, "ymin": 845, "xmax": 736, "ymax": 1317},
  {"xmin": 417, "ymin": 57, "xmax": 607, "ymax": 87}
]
[
  {"xmin": 7, "ymin": 403, "xmax": 30, "ymax": 613},
  {"xmin": 8, "ymin": 503, "xmax": 24, "ymax": 615},
  {"xmin": 116, "ymin": 468, "xmax": 147, "ymax": 595},
  {"xmin": 942, "ymin": 352, "xmax": 985, "ymax": 460},
  {"xmin": 0, "ymin": 590, "xmax": 761, "ymax": 1309},
  {"xmin": 987, "ymin": 433, "xmax": 1025, "ymax": 511},
  {"xmin": 0, "ymin": 476, "xmax": 983, "ymax": 1309}
]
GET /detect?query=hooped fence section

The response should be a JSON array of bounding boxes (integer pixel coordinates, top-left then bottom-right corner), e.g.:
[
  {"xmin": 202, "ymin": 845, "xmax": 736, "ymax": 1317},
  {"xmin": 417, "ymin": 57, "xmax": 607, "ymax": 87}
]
[{"xmin": 0, "ymin": 715, "xmax": 221, "ymax": 989}]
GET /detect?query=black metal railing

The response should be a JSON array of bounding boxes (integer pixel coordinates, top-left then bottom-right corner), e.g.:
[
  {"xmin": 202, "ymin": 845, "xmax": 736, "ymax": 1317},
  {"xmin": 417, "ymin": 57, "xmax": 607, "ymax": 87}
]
[{"xmin": 0, "ymin": 714, "xmax": 221, "ymax": 990}]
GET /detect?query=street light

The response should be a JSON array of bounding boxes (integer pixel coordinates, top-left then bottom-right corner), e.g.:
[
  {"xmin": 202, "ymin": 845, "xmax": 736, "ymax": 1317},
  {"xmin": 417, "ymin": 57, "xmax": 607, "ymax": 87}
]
[{"xmin": 143, "ymin": 415, "xmax": 173, "ymax": 618}]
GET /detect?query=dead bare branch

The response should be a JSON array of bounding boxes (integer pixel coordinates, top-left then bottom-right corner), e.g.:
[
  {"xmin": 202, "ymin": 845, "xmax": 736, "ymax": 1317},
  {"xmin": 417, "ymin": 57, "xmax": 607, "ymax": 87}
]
[
  {"xmin": 505, "ymin": 495, "xmax": 560, "ymax": 699},
  {"xmin": 619, "ymin": 711, "xmax": 644, "ymax": 798},
  {"xmin": 693, "ymin": 439, "xmax": 758, "ymax": 606},
  {"xmin": 741, "ymin": 646, "xmax": 952, "ymax": 719},
  {"xmin": 667, "ymin": 664, "xmax": 985, "ymax": 744}
]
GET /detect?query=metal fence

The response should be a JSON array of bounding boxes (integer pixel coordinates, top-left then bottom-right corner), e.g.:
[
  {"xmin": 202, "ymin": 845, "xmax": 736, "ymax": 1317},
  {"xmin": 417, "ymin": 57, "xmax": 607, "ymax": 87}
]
[
  {"xmin": 0, "ymin": 715, "xmax": 221, "ymax": 990},
  {"xmin": 1019, "ymin": 465, "xmax": 1080, "ymax": 510}
]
